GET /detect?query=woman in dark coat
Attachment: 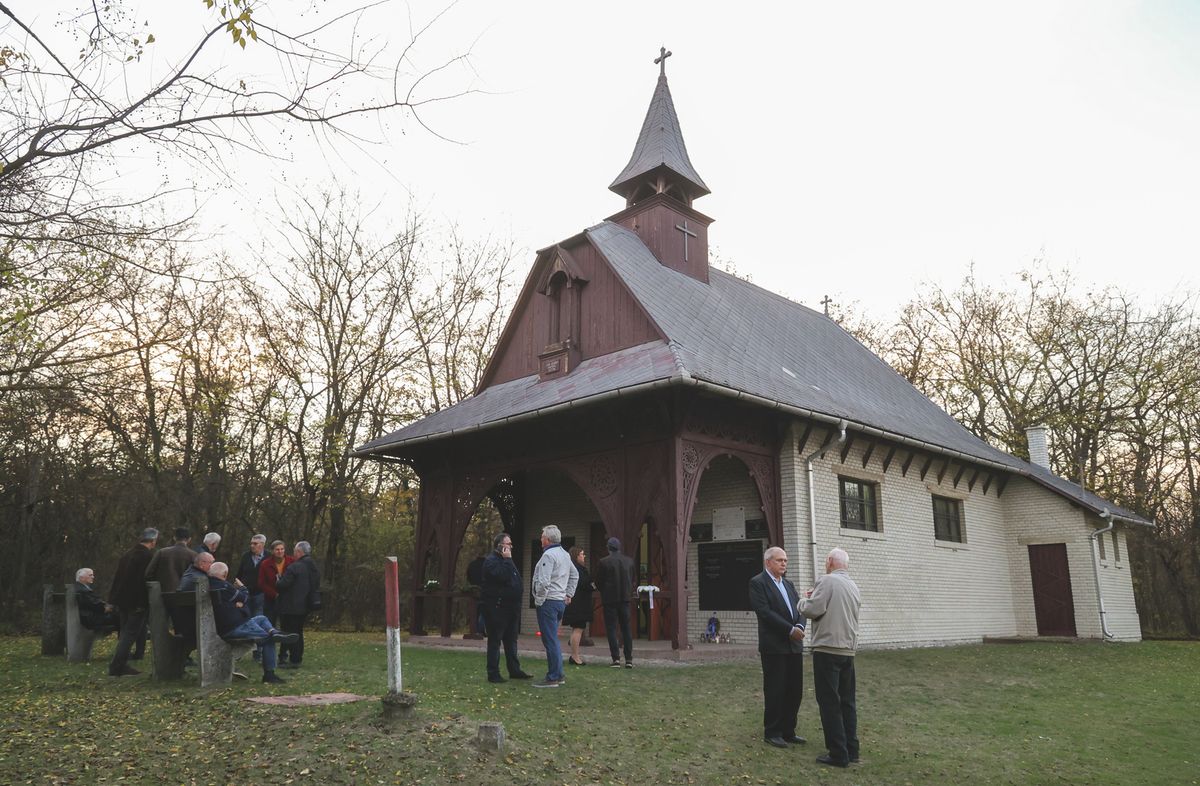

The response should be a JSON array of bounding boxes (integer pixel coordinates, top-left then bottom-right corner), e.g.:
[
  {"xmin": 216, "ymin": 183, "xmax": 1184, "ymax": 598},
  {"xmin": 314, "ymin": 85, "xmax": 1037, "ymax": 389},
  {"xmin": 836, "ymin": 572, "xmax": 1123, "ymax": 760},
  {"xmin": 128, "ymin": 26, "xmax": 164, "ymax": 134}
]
[{"xmin": 564, "ymin": 546, "xmax": 594, "ymax": 666}]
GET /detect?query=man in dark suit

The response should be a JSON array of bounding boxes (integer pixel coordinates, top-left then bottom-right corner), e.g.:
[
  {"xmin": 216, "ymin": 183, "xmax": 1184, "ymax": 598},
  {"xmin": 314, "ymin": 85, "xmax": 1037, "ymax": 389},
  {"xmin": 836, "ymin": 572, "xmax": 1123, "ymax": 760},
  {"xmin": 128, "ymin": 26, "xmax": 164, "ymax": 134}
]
[
  {"xmin": 595, "ymin": 537, "xmax": 636, "ymax": 668},
  {"xmin": 748, "ymin": 546, "xmax": 807, "ymax": 749},
  {"xmin": 144, "ymin": 527, "xmax": 195, "ymax": 593},
  {"xmin": 107, "ymin": 527, "xmax": 159, "ymax": 676}
]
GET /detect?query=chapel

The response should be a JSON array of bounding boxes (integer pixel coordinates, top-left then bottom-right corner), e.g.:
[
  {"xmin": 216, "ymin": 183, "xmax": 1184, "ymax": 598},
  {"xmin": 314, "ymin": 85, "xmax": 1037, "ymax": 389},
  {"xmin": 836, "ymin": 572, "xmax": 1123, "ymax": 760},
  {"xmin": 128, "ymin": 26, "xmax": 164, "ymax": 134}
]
[{"xmin": 353, "ymin": 50, "xmax": 1146, "ymax": 649}]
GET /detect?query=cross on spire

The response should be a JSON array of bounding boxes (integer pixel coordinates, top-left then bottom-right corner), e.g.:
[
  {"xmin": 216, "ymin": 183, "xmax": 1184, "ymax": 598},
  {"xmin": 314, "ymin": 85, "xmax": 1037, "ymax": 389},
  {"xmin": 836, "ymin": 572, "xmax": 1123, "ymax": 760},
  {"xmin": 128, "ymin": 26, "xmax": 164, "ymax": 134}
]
[
  {"xmin": 655, "ymin": 46, "xmax": 672, "ymax": 77},
  {"xmin": 820, "ymin": 295, "xmax": 833, "ymax": 316}
]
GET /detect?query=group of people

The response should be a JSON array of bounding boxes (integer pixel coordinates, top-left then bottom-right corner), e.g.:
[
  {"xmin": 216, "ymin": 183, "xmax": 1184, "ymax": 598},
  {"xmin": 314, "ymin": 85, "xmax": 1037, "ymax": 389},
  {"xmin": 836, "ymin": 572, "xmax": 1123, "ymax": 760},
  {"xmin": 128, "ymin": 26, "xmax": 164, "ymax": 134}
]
[
  {"xmin": 750, "ymin": 545, "xmax": 863, "ymax": 769},
  {"xmin": 74, "ymin": 527, "xmax": 321, "ymax": 684},
  {"xmin": 477, "ymin": 525, "xmax": 638, "ymax": 687}
]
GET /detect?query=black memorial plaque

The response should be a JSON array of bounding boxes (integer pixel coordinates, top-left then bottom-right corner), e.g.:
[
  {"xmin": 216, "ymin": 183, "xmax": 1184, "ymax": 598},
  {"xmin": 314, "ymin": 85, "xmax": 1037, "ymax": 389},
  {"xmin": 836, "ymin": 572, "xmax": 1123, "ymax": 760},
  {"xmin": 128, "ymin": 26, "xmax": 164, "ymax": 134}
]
[{"xmin": 698, "ymin": 540, "xmax": 763, "ymax": 611}]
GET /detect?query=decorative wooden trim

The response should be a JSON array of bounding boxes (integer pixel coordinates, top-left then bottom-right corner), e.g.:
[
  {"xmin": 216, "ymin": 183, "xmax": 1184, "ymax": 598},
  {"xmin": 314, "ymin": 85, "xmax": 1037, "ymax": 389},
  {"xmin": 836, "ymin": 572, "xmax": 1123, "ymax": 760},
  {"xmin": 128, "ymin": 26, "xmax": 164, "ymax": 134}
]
[
  {"xmin": 796, "ymin": 421, "xmax": 814, "ymax": 455},
  {"xmin": 901, "ymin": 451, "xmax": 914, "ymax": 477},
  {"xmin": 996, "ymin": 475, "xmax": 1009, "ymax": 497},
  {"xmin": 967, "ymin": 469, "xmax": 979, "ymax": 492},
  {"xmin": 920, "ymin": 455, "xmax": 934, "ymax": 481},
  {"xmin": 860, "ymin": 441, "xmax": 876, "ymax": 469},
  {"xmin": 953, "ymin": 464, "xmax": 966, "ymax": 488},
  {"xmin": 982, "ymin": 474, "xmax": 993, "ymax": 495},
  {"xmin": 839, "ymin": 434, "xmax": 855, "ymax": 464},
  {"xmin": 936, "ymin": 461, "xmax": 949, "ymax": 485},
  {"xmin": 881, "ymin": 446, "xmax": 897, "ymax": 474}
]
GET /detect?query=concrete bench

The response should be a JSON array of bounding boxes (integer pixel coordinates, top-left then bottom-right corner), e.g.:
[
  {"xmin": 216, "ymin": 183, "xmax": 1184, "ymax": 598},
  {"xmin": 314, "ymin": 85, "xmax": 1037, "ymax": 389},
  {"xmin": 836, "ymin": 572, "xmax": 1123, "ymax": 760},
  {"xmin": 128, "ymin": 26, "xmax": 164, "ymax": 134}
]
[
  {"xmin": 192, "ymin": 576, "xmax": 255, "ymax": 688},
  {"xmin": 42, "ymin": 585, "xmax": 66, "ymax": 656},
  {"xmin": 147, "ymin": 581, "xmax": 190, "ymax": 681},
  {"xmin": 64, "ymin": 583, "xmax": 114, "ymax": 663}
]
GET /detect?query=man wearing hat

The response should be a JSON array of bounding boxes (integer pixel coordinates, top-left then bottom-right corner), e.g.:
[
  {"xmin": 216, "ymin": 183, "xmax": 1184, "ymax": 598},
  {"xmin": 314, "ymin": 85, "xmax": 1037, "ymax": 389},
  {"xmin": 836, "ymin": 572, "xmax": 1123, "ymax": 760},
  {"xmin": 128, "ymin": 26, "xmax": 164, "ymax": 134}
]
[{"xmin": 595, "ymin": 536, "xmax": 636, "ymax": 668}]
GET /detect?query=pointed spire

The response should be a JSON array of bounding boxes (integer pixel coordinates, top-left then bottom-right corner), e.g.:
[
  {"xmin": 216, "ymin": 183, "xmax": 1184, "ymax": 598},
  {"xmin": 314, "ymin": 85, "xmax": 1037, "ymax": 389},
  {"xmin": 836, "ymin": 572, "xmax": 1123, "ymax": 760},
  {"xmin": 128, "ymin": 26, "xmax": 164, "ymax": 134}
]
[{"xmin": 609, "ymin": 47, "xmax": 710, "ymax": 205}]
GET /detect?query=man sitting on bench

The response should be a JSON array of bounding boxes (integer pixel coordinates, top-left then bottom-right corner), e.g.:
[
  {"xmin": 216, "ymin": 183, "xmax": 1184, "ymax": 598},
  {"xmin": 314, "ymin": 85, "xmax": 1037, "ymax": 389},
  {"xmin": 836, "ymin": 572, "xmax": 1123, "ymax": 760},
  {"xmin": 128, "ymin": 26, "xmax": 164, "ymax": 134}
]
[
  {"xmin": 75, "ymin": 568, "xmax": 120, "ymax": 634},
  {"xmin": 206, "ymin": 562, "xmax": 298, "ymax": 684}
]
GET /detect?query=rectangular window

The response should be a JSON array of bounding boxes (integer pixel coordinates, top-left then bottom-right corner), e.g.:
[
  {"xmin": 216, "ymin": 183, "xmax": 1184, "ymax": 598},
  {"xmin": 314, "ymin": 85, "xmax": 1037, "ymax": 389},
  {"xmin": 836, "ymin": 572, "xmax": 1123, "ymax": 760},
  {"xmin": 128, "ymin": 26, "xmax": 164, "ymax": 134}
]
[
  {"xmin": 1097, "ymin": 532, "xmax": 1107, "ymax": 561},
  {"xmin": 839, "ymin": 477, "xmax": 880, "ymax": 532},
  {"xmin": 1111, "ymin": 531, "xmax": 1120, "ymax": 562},
  {"xmin": 932, "ymin": 495, "xmax": 964, "ymax": 543}
]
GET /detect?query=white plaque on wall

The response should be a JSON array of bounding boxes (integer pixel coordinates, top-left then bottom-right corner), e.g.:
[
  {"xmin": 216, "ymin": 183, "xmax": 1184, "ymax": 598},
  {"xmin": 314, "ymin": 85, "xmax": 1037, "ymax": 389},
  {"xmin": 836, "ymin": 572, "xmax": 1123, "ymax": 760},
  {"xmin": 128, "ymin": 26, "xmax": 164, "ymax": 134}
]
[{"xmin": 712, "ymin": 506, "xmax": 746, "ymax": 538}]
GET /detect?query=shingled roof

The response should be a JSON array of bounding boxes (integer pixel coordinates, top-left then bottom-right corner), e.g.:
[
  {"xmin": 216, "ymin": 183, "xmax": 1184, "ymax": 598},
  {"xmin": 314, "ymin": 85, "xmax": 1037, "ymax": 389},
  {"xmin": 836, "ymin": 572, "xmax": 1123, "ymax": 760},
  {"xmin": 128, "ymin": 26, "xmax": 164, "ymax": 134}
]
[
  {"xmin": 608, "ymin": 73, "xmax": 710, "ymax": 200},
  {"xmin": 353, "ymin": 222, "xmax": 1148, "ymax": 526}
]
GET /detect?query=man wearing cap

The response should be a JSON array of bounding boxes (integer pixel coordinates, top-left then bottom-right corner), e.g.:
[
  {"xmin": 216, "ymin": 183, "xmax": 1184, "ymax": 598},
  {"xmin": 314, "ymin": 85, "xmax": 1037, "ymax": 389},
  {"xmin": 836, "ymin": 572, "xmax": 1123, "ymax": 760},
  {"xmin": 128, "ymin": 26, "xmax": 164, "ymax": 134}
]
[
  {"xmin": 108, "ymin": 527, "xmax": 159, "ymax": 676},
  {"xmin": 595, "ymin": 536, "xmax": 636, "ymax": 668}
]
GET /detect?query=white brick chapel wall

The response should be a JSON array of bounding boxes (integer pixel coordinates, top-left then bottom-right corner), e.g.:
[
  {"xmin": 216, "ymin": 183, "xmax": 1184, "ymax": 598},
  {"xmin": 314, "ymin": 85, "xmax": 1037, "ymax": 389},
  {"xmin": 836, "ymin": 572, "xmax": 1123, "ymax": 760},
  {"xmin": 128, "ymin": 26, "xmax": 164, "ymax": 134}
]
[
  {"xmin": 779, "ymin": 420, "xmax": 1142, "ymax": 647},
  {"xmin": 1002, "ymin": 479, "xmax": 1142, "ymax": 641}
]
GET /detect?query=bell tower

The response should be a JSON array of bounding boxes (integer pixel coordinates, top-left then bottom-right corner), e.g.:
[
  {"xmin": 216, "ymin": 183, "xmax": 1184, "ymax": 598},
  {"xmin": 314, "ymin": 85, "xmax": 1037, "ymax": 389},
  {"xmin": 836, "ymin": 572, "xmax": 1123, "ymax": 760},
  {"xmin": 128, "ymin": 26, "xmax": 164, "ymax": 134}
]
[{"xmin": 607, "ymin": 47, "xmax": 714, "ymax": 283}]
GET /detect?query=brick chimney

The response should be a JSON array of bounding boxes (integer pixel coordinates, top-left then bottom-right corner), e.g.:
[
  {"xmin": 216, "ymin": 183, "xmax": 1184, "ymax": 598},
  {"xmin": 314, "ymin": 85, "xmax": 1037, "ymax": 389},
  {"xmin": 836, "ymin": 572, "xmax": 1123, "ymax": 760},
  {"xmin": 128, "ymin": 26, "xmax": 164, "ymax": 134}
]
[{"xmin": 1025, "ymin": 425, "xmax": 1050, "ymax": 469}]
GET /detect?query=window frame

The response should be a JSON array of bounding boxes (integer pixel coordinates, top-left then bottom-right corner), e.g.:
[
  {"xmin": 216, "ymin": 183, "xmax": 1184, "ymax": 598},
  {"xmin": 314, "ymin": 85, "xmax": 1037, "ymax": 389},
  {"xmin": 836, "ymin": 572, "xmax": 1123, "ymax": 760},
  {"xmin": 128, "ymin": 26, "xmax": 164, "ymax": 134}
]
[
  {"xmin": 838, "ymin": 475, "xmax": 881, "ymax": 532},
  {"xmin": 931, "ymin": 494, "xmax": 965, "ymax": 543}
]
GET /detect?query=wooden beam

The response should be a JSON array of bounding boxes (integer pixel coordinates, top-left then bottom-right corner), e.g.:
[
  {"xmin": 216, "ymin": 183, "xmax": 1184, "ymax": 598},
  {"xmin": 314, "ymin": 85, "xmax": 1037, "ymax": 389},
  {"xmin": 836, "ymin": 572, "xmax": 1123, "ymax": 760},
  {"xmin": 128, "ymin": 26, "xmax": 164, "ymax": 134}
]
[
  {"xmin": 881, "ymin": 445, "xmax": 897, "ymax": 474},
  {"xmin": 968, "ymin": 469, "xmax": 980, "ymax": 492},
  {"xmin": 919, "ymin": 455, "xmax": 934, "ymax": 481},
  {"xmin": 819, "ymin": 428, "xmax": 835, "ymax": 449},
  {"xmin": 953, "ymin": 464, "xmax": 966, "ymax": 488},
  {"xmin": 796, "ymin": 421, "xmax": 814, "ymax": 455},
  {"xmin": 861, "ymin": 441, "xmax": 876, "ymax": 469},
  {"xmin": 982, "ymin": 474, "xmax": 993, "ymax": 495},
  {"xmin": 996, "ymin": 475, "xmax": 1009, "ymax": 497},
  {"xmin": 937, "ymin": 461, "xmax": 949, "ymax": 485},
  {"xmin": 901, "ymin": 451, "xmax": 915, "ymax": 477},
  {"xmin": 839, "ymin": 434, "xmax": 856, "ymax": 464}
]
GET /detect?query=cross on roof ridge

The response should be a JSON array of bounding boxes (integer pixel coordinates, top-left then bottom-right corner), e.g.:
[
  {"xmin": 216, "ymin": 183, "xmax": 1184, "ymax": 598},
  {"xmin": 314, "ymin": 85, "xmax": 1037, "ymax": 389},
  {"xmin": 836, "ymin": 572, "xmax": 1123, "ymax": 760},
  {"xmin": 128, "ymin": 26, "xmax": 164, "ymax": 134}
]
[{"xmin": 655, "ymin": 46, "xmax": 672, "ymax": 78}]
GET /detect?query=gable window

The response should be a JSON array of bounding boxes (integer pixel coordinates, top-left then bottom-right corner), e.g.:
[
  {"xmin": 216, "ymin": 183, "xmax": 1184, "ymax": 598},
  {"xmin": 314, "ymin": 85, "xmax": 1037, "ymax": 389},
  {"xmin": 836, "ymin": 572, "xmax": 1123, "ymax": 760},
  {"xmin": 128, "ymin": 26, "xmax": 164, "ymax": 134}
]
[
  {"xmin": 839, "ymin": 477, "xmax": 880, "ymax": 532},
  {"xmin": 1111, "ymin": 531, "xmax": 1120, "ymax": 563},
  {"xmin": 932, "ymin": 495, "xmax": 964, "ymax": 543}
]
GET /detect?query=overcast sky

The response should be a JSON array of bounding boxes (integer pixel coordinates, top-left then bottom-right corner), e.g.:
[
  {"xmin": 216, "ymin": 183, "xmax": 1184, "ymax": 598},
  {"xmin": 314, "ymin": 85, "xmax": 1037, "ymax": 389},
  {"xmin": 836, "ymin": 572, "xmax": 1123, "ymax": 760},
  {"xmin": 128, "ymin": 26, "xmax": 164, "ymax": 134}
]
[{"xmin": 23, "ymin": 0, "xmax": 1200, "ymax": 316}]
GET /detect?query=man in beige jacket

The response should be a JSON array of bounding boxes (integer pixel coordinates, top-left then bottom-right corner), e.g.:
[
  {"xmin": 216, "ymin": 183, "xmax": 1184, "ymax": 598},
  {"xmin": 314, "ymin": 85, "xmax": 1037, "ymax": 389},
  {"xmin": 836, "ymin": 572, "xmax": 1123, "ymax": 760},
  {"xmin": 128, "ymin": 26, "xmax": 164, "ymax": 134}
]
[{"xmin": 799, "ymin": 547, "xmax": 862, "ymax": 768}]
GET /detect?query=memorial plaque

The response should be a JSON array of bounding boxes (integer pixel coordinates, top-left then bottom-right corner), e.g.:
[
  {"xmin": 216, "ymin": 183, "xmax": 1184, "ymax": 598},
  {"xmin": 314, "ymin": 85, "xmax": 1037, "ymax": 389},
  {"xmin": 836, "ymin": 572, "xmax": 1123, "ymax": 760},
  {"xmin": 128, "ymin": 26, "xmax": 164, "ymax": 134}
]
[{"xmin": 698, "ymin": 540, "xmax": 763, "ymax": 611}]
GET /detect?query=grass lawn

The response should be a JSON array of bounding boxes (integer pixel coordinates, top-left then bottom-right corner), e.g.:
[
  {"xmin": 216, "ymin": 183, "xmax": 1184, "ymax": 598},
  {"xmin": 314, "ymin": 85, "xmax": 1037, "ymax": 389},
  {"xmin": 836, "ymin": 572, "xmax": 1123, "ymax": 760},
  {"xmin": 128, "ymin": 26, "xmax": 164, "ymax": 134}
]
[{"xmin": 0, "ymin": 634, "xmax": 1196, "ymax": 785}]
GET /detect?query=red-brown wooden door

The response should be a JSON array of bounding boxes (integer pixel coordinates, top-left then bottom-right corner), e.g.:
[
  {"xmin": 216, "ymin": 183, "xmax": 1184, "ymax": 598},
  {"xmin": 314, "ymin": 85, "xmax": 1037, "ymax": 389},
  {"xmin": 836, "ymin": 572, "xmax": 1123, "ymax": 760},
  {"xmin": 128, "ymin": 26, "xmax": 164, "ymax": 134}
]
[{"xmin": 1028, "ymin": 543, "xmax": 1077, "ymax": 637}]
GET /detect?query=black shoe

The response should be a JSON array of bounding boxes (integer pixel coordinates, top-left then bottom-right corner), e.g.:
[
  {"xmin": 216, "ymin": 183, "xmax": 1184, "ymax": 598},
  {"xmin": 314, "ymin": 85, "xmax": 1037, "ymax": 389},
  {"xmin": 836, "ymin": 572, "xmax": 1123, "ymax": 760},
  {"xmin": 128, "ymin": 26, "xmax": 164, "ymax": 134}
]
[
  {"xmin": 850, "ymin": 753, "xmax": 861, "ymax": 763},
  {"xmin": 764, "ymin": 736, "xmax": 788, "ymax": 749},
  {"xmin": 568, "ymin": 657, "xmax": 585, "ymax": 666},
  {"xmin": 488, "ymin": 675, "xmax": 506, "ymax": 683},
  {"xmin": 784, "ymin": 735, "xmax": 807, "ymax": 745},
  {"xmin": 610, "ymin": 660, "xmax": 621, "ymax": 668},
  {"xmin": 624, "ymin": 661, "xmax": 633, "ymax": 668},
  {"xmin": 509, "ymin": 671, "xmax": 534, "ymax": 679},
  {"xmin": 108, "ymin": 666, "xmax": 140, "ymax": 677},
  {"xmin": 531, "ymin": 679, "xmax": 560, "ymax": 688},
  {"xmin": 816, "ymin": 754, "xmax": 849, "ymax": 768},
  {"xmin": 262, "ymin": 671, "xmax": 285, "ymax": 684},
  {"xmin": 271, "ymin": 631, "xmax": 300, "ymax": 645},
  {"xmin": 279, "ymin": 661, "xmax": 300, "ymax": 669}
]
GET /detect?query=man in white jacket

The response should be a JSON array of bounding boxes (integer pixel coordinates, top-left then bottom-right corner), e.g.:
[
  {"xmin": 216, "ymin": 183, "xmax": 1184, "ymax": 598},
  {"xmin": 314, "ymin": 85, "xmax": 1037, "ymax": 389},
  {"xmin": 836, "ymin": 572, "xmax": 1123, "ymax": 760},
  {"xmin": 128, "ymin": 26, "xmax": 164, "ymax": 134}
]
[
  {"xmin": 799, "ymin": 547, "xmax": 862, "ymax": 768},
  {"xmin": 531, "ymin": 525, "xmax": 578, "ymax": 688}
]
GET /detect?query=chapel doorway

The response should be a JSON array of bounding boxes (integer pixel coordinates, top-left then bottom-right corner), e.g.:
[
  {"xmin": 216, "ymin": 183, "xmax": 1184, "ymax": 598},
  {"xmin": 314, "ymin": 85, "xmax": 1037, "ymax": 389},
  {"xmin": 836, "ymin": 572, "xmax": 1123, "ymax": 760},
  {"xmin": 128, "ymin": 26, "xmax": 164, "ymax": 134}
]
[{"xmin": 1028, "ymin": 543, "xmax": 1077, "ymax": 637}]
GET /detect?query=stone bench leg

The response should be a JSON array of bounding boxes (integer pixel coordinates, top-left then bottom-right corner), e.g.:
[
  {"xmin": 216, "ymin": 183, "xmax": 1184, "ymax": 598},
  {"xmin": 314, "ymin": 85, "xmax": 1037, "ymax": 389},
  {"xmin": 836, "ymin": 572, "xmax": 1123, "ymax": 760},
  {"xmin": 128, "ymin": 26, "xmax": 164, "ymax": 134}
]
[
  {"xmin": 64, "ymin": 584, "xmax": 100, "ymax": 663},
  {"xmin": 147, "ymin": 581, "xmax": 187, "ymax": 680},
  {"xmin": 195, "ymin": 576, "xmax": 256, "ymax": 687},
  {"xmin": 42, "ymin": 585, "xmax": 66, "ymax": 656}
]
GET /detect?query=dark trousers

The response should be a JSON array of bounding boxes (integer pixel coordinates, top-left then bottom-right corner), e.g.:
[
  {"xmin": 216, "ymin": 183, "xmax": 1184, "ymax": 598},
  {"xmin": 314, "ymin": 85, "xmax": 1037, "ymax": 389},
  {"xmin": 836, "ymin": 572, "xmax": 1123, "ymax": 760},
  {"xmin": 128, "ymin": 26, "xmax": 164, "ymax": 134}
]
[
  {"xmin": 109, "ymin": 608, "xmax": 147, "ymax": 675},
  {"xmin": 812, "ymin": 651, "xmax": 859, "ymax": 763},
  {"xmin": 603, "ymin": 602, "xmax": 633, "ymax": 663},
  {"xmin": 264, "ymin": 597, "xmax": 279, "ymax": 626},
  {"xmin": 485, "ymin": 604, "xmax": 523, "ymax": 678},
  {"xmin": 279, "ymin": 613, "xmax": 306, "ymax": 664},
  {"xmin": 761, "ymin": 652, "xmax": 804, "ymax": 738}
]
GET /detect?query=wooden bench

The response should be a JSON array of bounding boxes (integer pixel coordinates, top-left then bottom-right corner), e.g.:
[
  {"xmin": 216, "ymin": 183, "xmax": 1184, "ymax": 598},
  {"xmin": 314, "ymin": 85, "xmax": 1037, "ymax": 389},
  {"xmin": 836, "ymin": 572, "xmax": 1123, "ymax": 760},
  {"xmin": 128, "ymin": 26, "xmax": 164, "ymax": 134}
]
[
  {"xmin": 41, "ymin": 585, "xmax": 66, "ymax": 656},
  {"xmin": 63, "ymin": 583, "xmax": 114, "ymax": 663}
]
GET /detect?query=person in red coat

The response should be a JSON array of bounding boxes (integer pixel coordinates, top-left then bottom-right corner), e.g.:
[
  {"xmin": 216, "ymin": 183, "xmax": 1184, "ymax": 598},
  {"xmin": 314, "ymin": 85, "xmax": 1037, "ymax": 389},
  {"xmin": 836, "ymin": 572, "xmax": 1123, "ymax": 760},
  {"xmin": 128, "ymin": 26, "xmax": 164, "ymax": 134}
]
[{"xmin": 258, "ymin": 540, "xmax": 294, "ymax": 626}]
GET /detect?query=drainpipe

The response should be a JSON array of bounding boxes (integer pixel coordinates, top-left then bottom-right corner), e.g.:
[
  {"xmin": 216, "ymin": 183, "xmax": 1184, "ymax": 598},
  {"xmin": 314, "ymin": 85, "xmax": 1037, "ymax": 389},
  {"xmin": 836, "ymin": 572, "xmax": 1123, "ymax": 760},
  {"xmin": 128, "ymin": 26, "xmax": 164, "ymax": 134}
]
[
  {"xmin": 1089, "ymin": 510, "xmax": 1117, "ymax": 640},
  {"xmin": 806, "ymin": 420, "xmax": 848, "ymax": 585}
]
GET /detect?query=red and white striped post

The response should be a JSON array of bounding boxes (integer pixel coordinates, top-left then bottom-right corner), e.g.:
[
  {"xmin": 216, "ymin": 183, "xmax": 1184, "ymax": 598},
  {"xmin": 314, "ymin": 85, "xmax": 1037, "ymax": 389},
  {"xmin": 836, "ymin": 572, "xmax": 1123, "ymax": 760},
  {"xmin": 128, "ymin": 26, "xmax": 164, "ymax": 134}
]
[{"xmin": 385, "ymin": 556, "xmax": 403, "ymax": 694}]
